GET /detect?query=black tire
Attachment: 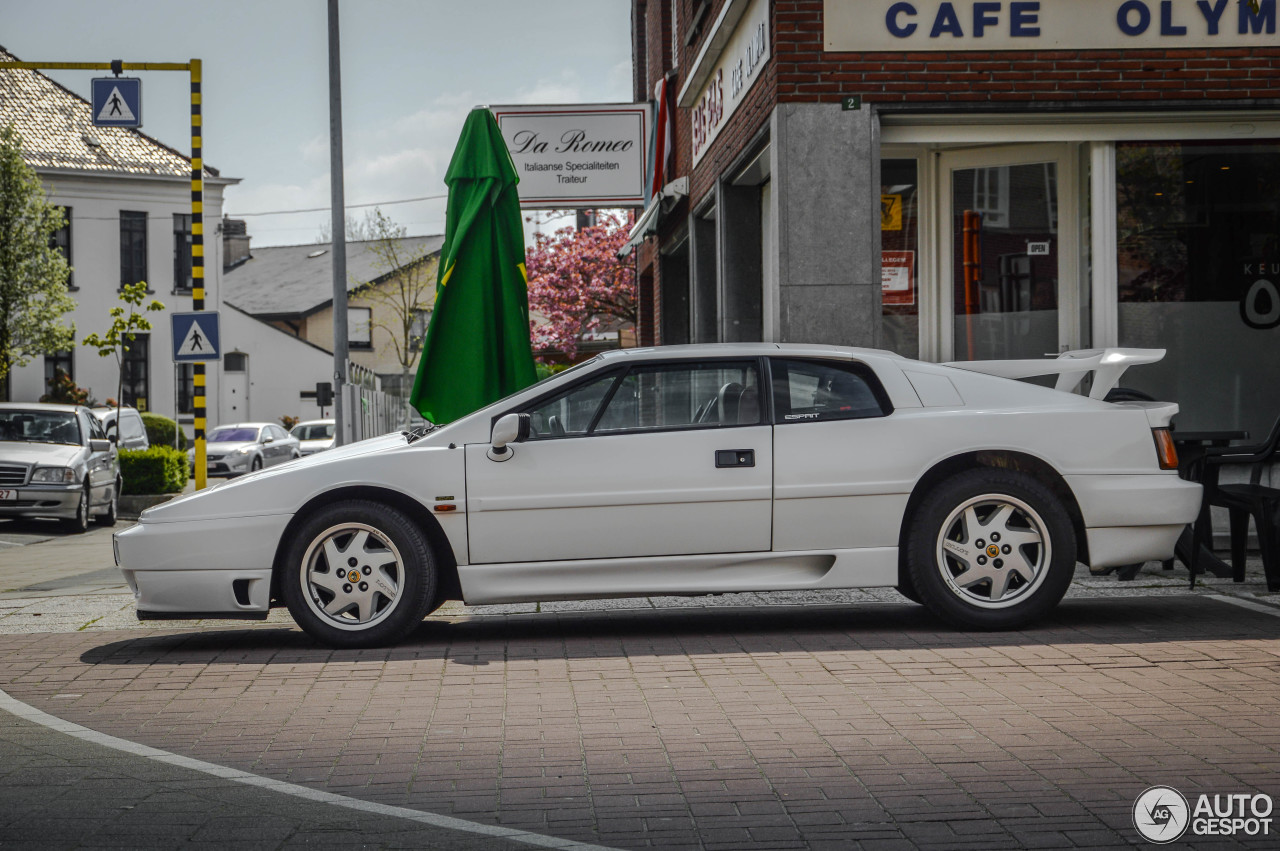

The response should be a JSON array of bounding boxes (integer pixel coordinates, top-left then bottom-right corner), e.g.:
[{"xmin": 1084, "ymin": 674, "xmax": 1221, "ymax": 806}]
[
  {"xmin": 895, "ymin": 575, "xmax": 923, "ymax": 604},
  {"xmin": 61, "ymin": 483, "xmax": 90, "ymax": 534},
  {"xmin": 94, "ymin": 480, "xmax": 120, "ymax": 527},
  {"xmin": 906, "ymin": 469, "xmax": 1076, "ymax": 630},
  {"xmin": 281, "ymin": 500, "xmax": 437, "ymax": 648},
  {"xmin": 251, "ymin": 456, "xmax": 263, "ymax": 472}
]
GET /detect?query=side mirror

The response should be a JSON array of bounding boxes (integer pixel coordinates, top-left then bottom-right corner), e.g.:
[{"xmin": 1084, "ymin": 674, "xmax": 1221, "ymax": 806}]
[
  {"xmin": 108, "ymin": 434, "xmax": 118, "ymax": 444},
  {"xmin": 488, "ymin": 413, "xmax": 530, "ymax": 461},
  {"xmin": 89, "ymin": 438, "xmax": 111, "ymax": 453},
  {"xmin": 262, "ymin": 435, "xmax": 275, "ymax": 444}
]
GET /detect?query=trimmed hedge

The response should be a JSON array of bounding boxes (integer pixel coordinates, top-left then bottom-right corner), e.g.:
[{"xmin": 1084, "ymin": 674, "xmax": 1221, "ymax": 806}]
[
  {"xmin": 119, "ymin": 447, "xmax": 187, "ymax": 495},
  {"xmin": 142, "ymin": 412, "xmax": 187, "ymax": 450}
]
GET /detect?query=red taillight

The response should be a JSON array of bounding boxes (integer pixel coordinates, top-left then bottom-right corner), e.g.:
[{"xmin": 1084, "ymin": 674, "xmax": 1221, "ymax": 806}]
[{"xmin": 1152, "ymin": 428, "xmax": 1178, "ymax": 470}]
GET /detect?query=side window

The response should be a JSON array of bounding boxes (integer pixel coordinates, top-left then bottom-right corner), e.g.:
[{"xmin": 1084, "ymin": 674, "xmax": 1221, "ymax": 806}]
[
  {"xmin": 525, "ymin": 371, "xmax": 621, "ymax": 439},
  {"xmin": 594, "ymin": 360, "xmax": 761, "ymax": 433},
  {"xmin": 771, "ymin": 359, "xmax": 892, "ymax": 423}
]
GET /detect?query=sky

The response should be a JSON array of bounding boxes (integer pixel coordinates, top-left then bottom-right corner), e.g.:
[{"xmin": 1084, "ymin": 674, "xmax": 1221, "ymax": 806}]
[{"xmin": 1, "ymin": 0, "xmax": 633, "ymax": 246}]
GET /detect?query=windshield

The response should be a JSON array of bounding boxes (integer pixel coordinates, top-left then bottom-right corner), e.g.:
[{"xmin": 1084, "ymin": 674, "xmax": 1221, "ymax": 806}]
[
  {"xmin": 0, "ymin": 410, "xmax": 82, "ymax": 446},
  {"xmin": 292, "ymin": 423, "xmax": 334, "ymax": 441},
  {"xmin": 208, "ymin": 427, "xmax": 260, "ymax": 443}
]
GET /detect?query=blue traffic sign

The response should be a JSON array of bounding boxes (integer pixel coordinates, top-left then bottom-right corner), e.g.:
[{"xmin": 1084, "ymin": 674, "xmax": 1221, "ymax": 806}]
[
  {"xmin": 171, "ymin": 312, "xmax": 220, "ymax": 362},
  {"xmin": 91, "ymin": 77, "xmax": 142, "ymax": 128}
]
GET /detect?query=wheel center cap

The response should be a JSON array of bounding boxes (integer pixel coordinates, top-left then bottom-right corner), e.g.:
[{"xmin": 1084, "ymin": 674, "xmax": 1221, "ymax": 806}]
[{"xmin": 987, "ymin": 544, "xmax": 1000, "ymax": 557}]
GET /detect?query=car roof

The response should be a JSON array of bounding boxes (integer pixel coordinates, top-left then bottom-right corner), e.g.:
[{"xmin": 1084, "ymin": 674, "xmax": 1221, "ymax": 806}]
[
  {"xmin": 596, "ymin": 343, "xmax": 902, "ymax": 362},
  {"xmin": 210, "ymin": 422, "xmax": 273, "ymax": 430},
  {"xmin": 292, "ymin": 419, "xmax": 335, "ymax": 427},
  {"xmin": 0, "ymin": 401, "xmax": 83, "ymax": 413}
]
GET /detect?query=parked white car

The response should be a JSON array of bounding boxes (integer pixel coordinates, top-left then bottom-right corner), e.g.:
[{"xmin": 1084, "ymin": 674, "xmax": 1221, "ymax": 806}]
[
  {"xmin": 188, "ymin": 422, "xmax": 300, "ymax": 477},
  {"xmin": 290, "ymin": 419, "xmax": 335, "ymax": 456},
  {"xmin": 0, "ymin": 403, "xmax": 121, "ymax": 531},
  {"xmin": 91, "ymin": 406, "xmax": 150, "ymax": 451},
  {"xmin": 116, "ymin": 345, "xmax": 1201, "ymax": 647}
]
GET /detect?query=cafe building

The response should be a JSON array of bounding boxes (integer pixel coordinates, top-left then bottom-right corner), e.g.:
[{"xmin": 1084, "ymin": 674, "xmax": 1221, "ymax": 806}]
[{"xmin": 627, "ymin": 0, "xmax": 1280, "ymax": 437}]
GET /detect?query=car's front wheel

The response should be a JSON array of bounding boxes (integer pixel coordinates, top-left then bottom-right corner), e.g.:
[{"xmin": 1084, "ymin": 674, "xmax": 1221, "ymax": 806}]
[
  {"xmin": 282, "ymin": 500, "xmax": 437, "ymax": 648},
  {"xmin": 906, "ymin": 469, "xmax": 1075, "ymax": 630},
  {"xmin": 61, "ymin": 483, "xmax": 90, "ymax": 534},
  {"xmin": 94, "ymin": 479, "xmax": 120, "ymax": 527}
]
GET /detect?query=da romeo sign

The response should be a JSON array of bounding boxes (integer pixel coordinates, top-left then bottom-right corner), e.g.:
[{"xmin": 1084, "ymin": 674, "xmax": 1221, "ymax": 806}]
[
  {"xmin": 491, "ymin": 104, "xmax": 649, "ymax": 208},
  {"xmin": 824, "ymin": 0, "xmax": 1278, "ymax": 52}
]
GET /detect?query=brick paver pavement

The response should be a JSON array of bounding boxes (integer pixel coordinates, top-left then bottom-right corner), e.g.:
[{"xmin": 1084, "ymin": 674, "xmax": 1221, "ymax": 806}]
[{"xmin": 1, "ymin": 595, "xmax": 1278, "ymax": 849}]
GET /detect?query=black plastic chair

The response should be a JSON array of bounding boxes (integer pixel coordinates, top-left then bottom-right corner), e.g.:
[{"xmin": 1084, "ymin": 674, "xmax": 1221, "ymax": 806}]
[{"xmin": 1195, "ymin": 415, "xmax": 1280, "ymax": 592}]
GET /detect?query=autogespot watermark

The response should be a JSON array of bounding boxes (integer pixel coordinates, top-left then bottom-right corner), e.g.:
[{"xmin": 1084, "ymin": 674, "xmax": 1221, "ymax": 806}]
[{"xmin": 1133, "ymin": 785, "xmax": 1274, "ymax": 843}]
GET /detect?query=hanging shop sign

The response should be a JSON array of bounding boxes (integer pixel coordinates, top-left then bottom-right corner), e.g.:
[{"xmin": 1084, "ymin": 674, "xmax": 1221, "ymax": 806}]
[
  {"xmin": 686, "ymin": 0, "xmax": 771, "ymax": 167},
  {"xmin": 491, "ymin": 104, "xmax": 650, "ymax": 208},
  {"xmin": 825, "ymin": 1, "xmax": 1279, "ymax": 52}
]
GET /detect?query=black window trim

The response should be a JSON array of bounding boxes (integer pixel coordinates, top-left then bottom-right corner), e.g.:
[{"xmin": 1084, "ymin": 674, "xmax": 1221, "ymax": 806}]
[{"xmin": 767, "ymin": 356, "xmax": 895, "ymax": 424}]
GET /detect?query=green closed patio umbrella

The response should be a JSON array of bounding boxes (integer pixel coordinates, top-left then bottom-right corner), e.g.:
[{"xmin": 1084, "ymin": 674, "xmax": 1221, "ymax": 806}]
[{"xmin": 410, "ymin": 108, "xmax": 537, "ymax": 424}]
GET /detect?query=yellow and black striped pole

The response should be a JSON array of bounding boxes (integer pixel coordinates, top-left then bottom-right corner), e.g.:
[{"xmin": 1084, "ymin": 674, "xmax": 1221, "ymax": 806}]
[
  {"xmin": 0, "ymin": 58, "xmax": 211, "ymax": 489},
  {"xmin": 190, "ymin": 59, "xmax": 208, "ymax": 491}
]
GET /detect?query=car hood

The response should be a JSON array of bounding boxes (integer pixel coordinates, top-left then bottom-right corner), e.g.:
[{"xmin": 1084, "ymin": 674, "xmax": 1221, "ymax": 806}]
[
  {"xmin": 298, "ymin": 439, "xmax": 333, "ymax": 451},
  {"xmin": 148, "ymin": 432, "xmax": 412, "ymax": 522},
  {"xmin": 0, "ymin": 442, "xmax": 83, "ymax": 467}
]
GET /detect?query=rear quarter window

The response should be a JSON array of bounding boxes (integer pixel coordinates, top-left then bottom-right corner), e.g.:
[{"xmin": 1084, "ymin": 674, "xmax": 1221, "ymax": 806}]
[{"xmin": 771, "ymin": 358, "xmax": 893, "ymax": 423}]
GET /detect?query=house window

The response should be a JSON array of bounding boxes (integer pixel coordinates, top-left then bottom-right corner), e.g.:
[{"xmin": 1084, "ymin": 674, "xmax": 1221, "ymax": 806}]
[
  {"xmin": 121, "ymin": 334, "xmax": 150, "ymax": 411},
  {"xmin": 120, "ymin": 211, "xmax": 147, "ymax": 288},
  {"xmin": 173, "ymin": 213, "xmax": 192, "ymax": 292},
  {"xmin": 43, "ymin": 350, "xmax": 75, "ymax": 397},
  {"xmin": 350, "ymin": 307, "xmax": 372, "ymax": 349},
  {"xmin": 410, "ymin": 309, "xmax": 432, "ymax": 348},
  {"xmin": 50, "ymin": 206, "xmax": 73, "ymax": 290},
  {"xmin": 177, "ymin": 363, "xmax": 195, "ymax": 414},
  {"xmin": 224, "ymin": 352, "xmax": 247, "ymax": 372}
]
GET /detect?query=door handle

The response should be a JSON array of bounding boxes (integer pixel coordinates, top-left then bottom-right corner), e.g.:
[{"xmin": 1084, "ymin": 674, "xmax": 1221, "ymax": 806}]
[{"xmin": 715, "ymin": 449, "xmax": 755, "ymax": 468}]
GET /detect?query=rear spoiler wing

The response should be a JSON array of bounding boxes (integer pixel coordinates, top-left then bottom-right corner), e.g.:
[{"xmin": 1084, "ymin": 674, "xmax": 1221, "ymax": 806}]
[{"xmin": 943, "ymin": 348, "xmax": 1165, "ymax": 400}]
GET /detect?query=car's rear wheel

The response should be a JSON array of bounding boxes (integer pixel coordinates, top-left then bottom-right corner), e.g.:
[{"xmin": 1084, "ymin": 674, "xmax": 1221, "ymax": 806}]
[
  {"xmin": 94, "ymin": 479, "xmax": 119, "ymax": 527},
  {"xmin": 906, "ymin": 469, "xmax": 1075, "ymax": 630},
  {"xmin": 282, "ymin": 500, "xmax": 437, "ymax": 648},
  {"xmin": 61, "ymin": 483, "xmax": 90, "ymax": 534}
]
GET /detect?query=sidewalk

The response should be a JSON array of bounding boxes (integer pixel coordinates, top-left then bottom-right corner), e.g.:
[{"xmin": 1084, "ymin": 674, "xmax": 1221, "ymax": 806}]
[{"xmin": 2, "ymin": 530, "xmax": 1278, "ymax": 848}]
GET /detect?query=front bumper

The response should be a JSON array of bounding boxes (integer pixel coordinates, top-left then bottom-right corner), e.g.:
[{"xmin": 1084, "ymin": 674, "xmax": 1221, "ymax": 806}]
[
  {"xmin": 0, "ymin": 484, "xmax": 81, "ymax": 520},
  {"xmin": 191, "ymin": 453, "xmax": 254, "ymax": 477},
  {"xmin": 114, "ymin": 512, "xmax": 291, "ymax": 617}
]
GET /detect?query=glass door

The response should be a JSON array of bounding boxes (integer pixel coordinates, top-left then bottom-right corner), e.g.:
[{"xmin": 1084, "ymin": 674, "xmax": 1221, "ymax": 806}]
[{"xmin": 938, "ymin": 144, "xmax": 1079, "ymax": 362}]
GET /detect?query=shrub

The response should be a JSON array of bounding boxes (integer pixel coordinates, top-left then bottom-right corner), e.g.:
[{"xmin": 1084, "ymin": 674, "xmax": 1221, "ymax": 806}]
[
  {"xmin": 141, "ymin": 412, "xmax": 187, "ymax": 450},
  {"xmin": 119, "ymin": 447, "xmax": 187, "ymax": 494}
]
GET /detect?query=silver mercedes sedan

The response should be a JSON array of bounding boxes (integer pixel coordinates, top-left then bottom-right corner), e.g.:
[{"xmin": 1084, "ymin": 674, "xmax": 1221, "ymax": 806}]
[{"xmin": 0, "ymin": 403, "xmax": 121, "ymax": 531}]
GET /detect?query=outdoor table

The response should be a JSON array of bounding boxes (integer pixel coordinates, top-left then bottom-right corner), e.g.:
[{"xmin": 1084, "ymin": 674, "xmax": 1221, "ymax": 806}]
[{"xmin": 1171, "ymin": 430, "xmax": 1249, "ymax": 582}]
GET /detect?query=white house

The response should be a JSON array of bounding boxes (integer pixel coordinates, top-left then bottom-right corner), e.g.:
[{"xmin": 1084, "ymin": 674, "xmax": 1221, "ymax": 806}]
[{"xmin": 1, "ymin": 48, "xmax": 333, "ymax": 429}]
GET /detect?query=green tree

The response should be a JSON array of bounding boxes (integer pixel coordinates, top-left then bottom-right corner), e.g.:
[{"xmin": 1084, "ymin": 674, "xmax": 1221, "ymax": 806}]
[
  {"xmin": 82, "ymin": 281, "xmax": 164, "ymax": 424},
  {"xmin": 0, "ymin": 124, "xmax": 76, "ymax": 396}
]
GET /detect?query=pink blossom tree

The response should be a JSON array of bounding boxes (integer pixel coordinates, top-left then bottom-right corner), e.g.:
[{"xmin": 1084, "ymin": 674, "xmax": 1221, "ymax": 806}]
[{"xmin": 525, "ymin": 211, "xmax": 635, "ymax": 361}]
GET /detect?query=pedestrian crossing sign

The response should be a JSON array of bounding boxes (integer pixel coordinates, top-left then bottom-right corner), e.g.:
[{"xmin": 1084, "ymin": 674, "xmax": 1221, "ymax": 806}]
[
  {"xmin": 91, "ymin": 78, "xmax": 142, "ymax": 128},
  {"xmin": 171, "ymin": 311, "xmax": 220, "ymax": 362}
]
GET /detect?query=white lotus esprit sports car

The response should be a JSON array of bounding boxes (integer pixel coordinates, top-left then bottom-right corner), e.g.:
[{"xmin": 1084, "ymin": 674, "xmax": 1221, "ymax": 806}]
[{"xmin": 114, "ymin": 344, "xmax": 1202, "ymax": 647}]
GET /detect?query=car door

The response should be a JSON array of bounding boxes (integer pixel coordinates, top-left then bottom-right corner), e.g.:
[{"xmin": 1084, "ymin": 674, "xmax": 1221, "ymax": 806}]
[
  {"xmin": 80, "ymin": 411, "xmax": 115, "ymax": 505},
  {"xmin": 769, "ymin": 357, "xmax": 904, "ymax": 552},
  {"xmin": 465, "ymin": 359, "xmax": 773, "ymax": 564},
  {"xmin": 265, "ymin": 425, "xmax": 289, "ymax": 465}
]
